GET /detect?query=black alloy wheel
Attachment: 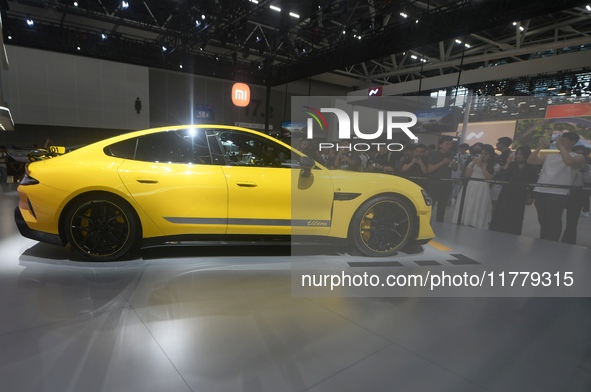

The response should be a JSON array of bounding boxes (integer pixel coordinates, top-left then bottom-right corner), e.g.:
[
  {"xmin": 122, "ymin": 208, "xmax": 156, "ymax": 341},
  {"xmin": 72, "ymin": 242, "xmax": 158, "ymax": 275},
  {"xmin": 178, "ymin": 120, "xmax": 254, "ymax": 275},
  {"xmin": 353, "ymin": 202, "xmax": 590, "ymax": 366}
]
[
  {"xmin": 64, "ymin": 194, "xmax": 139, "ymax": 261},
  {"xmin": 350, "ymin": 195, "xmax": 415, "ymax": 257}
]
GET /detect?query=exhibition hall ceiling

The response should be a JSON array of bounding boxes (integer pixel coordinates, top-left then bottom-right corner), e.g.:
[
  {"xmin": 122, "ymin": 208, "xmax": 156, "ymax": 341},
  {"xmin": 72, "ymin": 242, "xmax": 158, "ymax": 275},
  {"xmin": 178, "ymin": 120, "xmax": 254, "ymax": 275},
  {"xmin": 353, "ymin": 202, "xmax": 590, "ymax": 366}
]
[{"xmin": 2, "ymin": 0, "xmax": 591, "ymax": 88}]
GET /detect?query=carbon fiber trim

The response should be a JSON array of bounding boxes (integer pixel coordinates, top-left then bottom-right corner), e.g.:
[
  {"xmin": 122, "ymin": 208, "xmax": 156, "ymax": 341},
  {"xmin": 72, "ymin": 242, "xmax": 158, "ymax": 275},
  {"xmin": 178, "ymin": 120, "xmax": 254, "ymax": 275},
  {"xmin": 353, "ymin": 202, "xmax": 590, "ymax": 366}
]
[
  {"xmin": 334, "ymin": 192, "xmax": 362, "ymax": 201},
  {"xmin": 164, "ymin": 217, "xmax": 331, "ymax": 227}
]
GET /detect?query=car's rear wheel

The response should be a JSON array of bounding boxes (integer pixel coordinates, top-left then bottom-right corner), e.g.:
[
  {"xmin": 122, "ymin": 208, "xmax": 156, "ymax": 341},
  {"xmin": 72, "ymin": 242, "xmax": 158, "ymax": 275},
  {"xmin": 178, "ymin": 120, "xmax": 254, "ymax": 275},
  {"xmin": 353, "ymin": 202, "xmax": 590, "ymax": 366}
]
[
  {"xmin": 64, "ymin": 194, "xmax": 139, "ymax": 261},
  {"xmin": 350, "ymin": 195, "xmax": 415, "ymax": 257}
]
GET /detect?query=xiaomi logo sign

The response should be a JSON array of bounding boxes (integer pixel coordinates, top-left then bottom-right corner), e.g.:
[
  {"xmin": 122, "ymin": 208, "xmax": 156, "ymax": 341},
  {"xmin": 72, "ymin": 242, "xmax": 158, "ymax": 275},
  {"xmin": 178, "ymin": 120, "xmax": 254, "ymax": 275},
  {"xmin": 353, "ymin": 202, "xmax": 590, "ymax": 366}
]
[{"xmin": 232, "ymin": 83, "xmax": 250, "ymax": 107}]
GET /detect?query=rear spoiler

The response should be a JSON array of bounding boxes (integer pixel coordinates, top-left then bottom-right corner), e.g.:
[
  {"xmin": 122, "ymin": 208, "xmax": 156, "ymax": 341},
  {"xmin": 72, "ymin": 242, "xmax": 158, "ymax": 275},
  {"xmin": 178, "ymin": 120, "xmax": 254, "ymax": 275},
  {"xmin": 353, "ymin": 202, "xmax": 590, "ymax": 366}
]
[{"xmin": 28, "ymin": 146, "xmax": 68, "ymax": 161}]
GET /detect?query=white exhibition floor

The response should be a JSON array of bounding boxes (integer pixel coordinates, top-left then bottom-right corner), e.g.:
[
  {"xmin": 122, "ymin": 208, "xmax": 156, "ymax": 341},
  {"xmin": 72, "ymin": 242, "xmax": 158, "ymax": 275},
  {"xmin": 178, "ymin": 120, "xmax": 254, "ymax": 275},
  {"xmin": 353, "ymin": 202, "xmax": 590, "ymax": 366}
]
[{"xmin": 1, "ymin": 183, "xmax": 590, "ymax": 392}]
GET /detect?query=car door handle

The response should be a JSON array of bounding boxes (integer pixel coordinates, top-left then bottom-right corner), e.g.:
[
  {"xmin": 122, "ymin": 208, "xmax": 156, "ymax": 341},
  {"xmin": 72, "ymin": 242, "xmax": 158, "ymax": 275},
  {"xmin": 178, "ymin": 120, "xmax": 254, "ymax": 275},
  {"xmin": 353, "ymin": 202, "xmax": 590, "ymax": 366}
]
[
  {"xmin": 236, "ymin": 181, "xmax": 257, "ymax": 187},
  {"xmin": 136, "ymin": 178, "xmax": 159, "ymax": 184}
]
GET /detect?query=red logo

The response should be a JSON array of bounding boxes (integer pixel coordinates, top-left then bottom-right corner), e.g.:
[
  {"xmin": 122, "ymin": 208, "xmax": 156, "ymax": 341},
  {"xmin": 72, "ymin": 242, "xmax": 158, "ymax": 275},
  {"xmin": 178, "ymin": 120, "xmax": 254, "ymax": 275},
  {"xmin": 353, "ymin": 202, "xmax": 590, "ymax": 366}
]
[{"xmin": 368, "ymin": 86, "xmax": 383, "ymax": 97}]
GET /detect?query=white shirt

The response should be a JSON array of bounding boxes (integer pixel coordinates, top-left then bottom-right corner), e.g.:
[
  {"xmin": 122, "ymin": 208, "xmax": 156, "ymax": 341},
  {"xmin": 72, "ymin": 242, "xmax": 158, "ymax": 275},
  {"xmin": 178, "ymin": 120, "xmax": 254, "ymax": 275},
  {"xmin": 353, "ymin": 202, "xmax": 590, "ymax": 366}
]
[{"xmin": 534, "ymin": 152, "xmax": 578, "ymax": 196}]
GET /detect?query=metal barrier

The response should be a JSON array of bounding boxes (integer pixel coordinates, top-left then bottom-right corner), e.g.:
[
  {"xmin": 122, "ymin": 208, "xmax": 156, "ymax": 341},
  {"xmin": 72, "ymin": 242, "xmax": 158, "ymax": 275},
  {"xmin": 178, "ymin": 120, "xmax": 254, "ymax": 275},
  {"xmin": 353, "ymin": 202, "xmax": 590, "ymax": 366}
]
[{"xmin": 405, "ymin": 175, "xmax": 591, "ymax": 226}]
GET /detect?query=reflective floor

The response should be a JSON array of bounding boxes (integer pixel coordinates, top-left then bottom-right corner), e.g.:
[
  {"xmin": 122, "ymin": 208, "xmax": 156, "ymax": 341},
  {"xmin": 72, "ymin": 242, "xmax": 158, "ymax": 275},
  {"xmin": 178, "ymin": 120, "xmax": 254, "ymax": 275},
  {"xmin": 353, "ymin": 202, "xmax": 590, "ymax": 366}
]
[{"xmin": 1, "ymin": 182, "xmax": 591, "ymax": 392}]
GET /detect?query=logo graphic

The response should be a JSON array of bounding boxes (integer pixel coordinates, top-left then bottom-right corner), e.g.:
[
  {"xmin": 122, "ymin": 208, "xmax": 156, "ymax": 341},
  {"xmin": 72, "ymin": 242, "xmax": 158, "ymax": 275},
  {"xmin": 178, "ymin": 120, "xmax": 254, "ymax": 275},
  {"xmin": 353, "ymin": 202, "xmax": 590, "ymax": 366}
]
[
  {"xmin": 466, "ymin": 132, "xmax": 484, "ymax": 140},
  {"xmin": 303, "ymin": 106, "xmax": 328, "ymax": 130},
  {"xmin": 304, "ymin": 107, "xmax": 418, "ymax": 152},
  {"xmin": 232, "ymin": 83, "xmax": 250, "ymax": 107},
  {"xmin": 368, "ymin": 86, "xmax": 383, "ymax": 97}
]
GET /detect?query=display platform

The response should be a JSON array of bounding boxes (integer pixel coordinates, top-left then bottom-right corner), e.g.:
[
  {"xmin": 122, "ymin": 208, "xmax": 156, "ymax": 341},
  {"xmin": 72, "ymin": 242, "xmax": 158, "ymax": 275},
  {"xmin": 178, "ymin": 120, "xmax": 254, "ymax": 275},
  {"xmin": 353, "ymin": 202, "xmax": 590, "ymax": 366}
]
[{"xmin": 1, "ymin": 183, "xmax": 590, "ymax": 392}]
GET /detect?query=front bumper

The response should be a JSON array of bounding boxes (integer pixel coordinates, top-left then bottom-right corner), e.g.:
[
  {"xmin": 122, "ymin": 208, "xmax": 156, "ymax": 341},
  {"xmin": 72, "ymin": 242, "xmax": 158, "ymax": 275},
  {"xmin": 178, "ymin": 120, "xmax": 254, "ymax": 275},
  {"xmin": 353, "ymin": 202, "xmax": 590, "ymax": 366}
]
[
  {"xmin": 416, "ymin": 211, "xmax": 435, "ymax": 241},
  {"xmin": 14, "ymin": 207, "xmax": 64, "ymax": 247}
]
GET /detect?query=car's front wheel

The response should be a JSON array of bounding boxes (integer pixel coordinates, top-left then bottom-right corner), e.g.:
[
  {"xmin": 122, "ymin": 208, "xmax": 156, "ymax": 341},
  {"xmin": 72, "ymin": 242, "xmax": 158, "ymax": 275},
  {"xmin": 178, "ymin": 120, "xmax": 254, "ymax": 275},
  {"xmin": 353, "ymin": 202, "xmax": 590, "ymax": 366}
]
[
  {"xmin": 349, "ymin": 195, "xmax": 415, "ymax": 257},
  {"xmin": 64, "ymin": 194, "xmax": 140, "ymax": 261}
]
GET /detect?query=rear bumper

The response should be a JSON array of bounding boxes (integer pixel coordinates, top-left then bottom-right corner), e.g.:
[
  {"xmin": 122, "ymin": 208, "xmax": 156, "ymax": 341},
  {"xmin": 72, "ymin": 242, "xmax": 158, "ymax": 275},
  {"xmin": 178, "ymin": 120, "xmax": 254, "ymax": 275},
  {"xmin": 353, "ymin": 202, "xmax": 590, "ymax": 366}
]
[{"xmin": 14, "ymin": 207, "xmax": 64, "ymax": 247}]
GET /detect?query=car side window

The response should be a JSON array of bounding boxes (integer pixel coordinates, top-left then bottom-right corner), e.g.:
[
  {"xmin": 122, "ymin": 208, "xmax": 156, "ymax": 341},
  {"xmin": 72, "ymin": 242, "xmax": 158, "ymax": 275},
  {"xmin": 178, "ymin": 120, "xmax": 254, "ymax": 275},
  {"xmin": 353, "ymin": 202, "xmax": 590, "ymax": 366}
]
[
  {"xmin": 104, "ymin": 138, "xmax": 137, "ymax": 159},
  {"xmin": 133, "ymin": 129, "xmax": 213, "ymax": 164},
  {"xmin": 216, "ymin": 130, "xmax": 298, "ymax": 168}
]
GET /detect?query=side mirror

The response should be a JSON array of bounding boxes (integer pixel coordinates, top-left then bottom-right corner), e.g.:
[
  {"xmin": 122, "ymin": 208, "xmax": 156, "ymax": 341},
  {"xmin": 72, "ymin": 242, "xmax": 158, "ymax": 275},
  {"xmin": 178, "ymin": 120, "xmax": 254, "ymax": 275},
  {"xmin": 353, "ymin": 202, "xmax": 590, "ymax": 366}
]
[{"xmin": 300, "ymin": 156, "xmax": 315, "ymax": 177}]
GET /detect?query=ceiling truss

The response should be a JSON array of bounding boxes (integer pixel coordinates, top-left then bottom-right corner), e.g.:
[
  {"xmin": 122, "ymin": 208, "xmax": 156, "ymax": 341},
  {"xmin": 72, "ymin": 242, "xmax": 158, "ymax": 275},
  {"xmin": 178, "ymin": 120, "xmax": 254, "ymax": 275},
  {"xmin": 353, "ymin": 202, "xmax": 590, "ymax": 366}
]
[{"xmin": 1, "ymin": 0, "xmax": 591, "ymax": 90}]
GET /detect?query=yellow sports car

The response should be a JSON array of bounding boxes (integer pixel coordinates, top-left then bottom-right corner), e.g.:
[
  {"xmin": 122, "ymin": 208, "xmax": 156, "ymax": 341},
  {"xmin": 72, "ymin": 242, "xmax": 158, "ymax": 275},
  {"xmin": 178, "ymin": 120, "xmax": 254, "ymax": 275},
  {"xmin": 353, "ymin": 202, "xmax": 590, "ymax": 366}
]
[{"xmin": 15, "ymin": 125, "xmax": 434, "ymax": 261}]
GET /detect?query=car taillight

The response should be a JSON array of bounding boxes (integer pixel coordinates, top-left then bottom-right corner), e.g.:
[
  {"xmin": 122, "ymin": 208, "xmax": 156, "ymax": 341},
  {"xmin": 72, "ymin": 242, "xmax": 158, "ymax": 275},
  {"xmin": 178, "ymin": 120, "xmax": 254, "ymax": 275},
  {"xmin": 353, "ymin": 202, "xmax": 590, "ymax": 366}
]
[{"xmin": 20, "ymin": 173, "xmax": 39, "ymax": 186}]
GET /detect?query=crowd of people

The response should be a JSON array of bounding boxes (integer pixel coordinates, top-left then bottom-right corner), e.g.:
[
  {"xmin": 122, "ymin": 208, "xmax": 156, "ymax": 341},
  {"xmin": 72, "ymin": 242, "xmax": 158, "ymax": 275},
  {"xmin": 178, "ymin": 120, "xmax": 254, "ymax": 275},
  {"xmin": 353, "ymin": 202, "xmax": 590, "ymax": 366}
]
[{"xmin": 301, "ymin": 132, "xmax": 591, "ymax": 245}]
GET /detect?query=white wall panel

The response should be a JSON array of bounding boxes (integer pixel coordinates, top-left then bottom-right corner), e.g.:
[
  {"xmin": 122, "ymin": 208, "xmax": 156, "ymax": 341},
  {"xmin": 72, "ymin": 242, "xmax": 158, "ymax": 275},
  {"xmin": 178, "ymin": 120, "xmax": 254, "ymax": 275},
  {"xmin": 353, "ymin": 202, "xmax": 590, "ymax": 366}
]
[{"xmin": 6, "ymin": 45, "xmax": 149, "ymax": 130}]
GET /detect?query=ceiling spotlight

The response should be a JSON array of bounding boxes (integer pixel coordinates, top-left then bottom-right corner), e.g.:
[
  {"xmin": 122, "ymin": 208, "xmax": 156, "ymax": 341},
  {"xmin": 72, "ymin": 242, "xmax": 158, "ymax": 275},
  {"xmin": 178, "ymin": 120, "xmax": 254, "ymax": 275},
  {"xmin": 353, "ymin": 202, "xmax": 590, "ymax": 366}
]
[
  {"xmin": 201, "ymin": 14, "xmax": 206, "ymax": 20},
  {"xmin": 196, "ymin": 20, "xmax": 202, "ymax": 27},
  {"xmin": 121, "ymin": 1, "xmax": 129, "ymax": 10},
  {"xmin": 101, "ymin": 33, "xmax": 107, "ymax": 40},
  {"xmin": 26, "ymin": 19, "xmax": 34, "ymax": 27},
  {"xmin": 464, "ymin": 43, "xmax": 471, "ymax": 48},
  {"xmin": 587, "ymin": 5, "xmax": 591, "ymax": 11},
  {"xmin": 76, "ymin": 46, "xmax": 81, "ymax": 51},
  {"xmin": 74, "ymin": 1, "xmax": 78, "ymax": 6},
  {"xmin": 270, "ymin": 5, "xmax": 281, "ymax": 12},
  {"xmin": 455, "ymin": 39, "xmax": 462, "ymax": 44},
  {"xmin": 249, "ymin": 0, "xmax": 259, "ymax": 4},
  {"xmin": 179, "ymin": 64, "xmax": 183, "ymax": 69},
  {"xmin": 519, "ymin": 26, "xmax": 524, "ymax": 32},
  {"xmin": 410, "ymin": 54, "xmax": 417, "ymax": 59},
  {"xmin": 7, "ymin": 35, "xmax": 12, "ymax": 40},
  {"xmin": 400, "ymin": 12, "xmax": 408, "ymax": 18},
  {"xmin": 512, "ymin": 22, "xmax": 517, "ymax": 26},
  {"xmin": 162, "ymin": 46, "xmax": 167, "ymax": 52},
  {"xmin": 289, "ymin": 12, "xmax": 300, "ymax": 19}
]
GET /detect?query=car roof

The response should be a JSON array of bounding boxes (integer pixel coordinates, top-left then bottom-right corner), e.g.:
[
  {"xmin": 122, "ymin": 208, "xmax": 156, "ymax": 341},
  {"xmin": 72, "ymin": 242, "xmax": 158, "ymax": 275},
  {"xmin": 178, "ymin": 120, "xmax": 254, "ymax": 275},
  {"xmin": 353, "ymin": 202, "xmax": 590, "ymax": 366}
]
[{"xmin": 99, "ymin": 124, "xmax": 296, "ymax": 153}]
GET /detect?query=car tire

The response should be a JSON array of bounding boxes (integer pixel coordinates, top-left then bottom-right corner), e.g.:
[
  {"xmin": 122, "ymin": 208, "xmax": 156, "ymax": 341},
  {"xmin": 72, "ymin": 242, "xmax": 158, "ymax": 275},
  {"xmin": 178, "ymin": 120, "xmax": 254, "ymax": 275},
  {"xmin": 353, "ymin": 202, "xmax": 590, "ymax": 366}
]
[
  {"xmin": 349, "ymin": 195, "xmax": 415, "ymax": 257},
  {"xmin": 64, "ymin": 194, "xmax": 140, "ymax": 261}
]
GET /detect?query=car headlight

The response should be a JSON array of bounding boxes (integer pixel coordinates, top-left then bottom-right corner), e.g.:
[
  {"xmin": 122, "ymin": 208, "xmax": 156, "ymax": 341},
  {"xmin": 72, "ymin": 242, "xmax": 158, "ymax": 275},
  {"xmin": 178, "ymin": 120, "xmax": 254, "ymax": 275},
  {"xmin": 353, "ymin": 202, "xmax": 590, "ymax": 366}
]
[{"xmin": 421, "ymin": 189, "xmax": 432, "ymax": 206}]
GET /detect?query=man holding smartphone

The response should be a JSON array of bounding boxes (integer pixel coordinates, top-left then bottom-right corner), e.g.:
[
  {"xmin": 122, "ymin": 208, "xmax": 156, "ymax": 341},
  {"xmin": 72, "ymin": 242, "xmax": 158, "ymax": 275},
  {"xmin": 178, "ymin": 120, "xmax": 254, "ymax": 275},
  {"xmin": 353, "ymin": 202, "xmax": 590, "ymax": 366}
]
[
  {"xmin": 401, "ymin": 144, "xmax": 428, "ymax": 188},
  {"xmin": 527, "ymin": 132, "xmax": 585, "ymax": 241}
]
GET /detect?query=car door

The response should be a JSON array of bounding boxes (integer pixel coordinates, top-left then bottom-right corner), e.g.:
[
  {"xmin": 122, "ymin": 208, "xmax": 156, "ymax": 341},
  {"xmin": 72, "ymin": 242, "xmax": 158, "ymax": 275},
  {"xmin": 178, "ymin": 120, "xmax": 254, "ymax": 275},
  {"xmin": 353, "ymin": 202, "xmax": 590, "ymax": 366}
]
[
  {"xmin": 115, "ymin": 128, "xmax": 228, "ymax": 235},
  {"xmin": 214, "ymin": 129, "xmax": 334, "ymax": 236}
]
